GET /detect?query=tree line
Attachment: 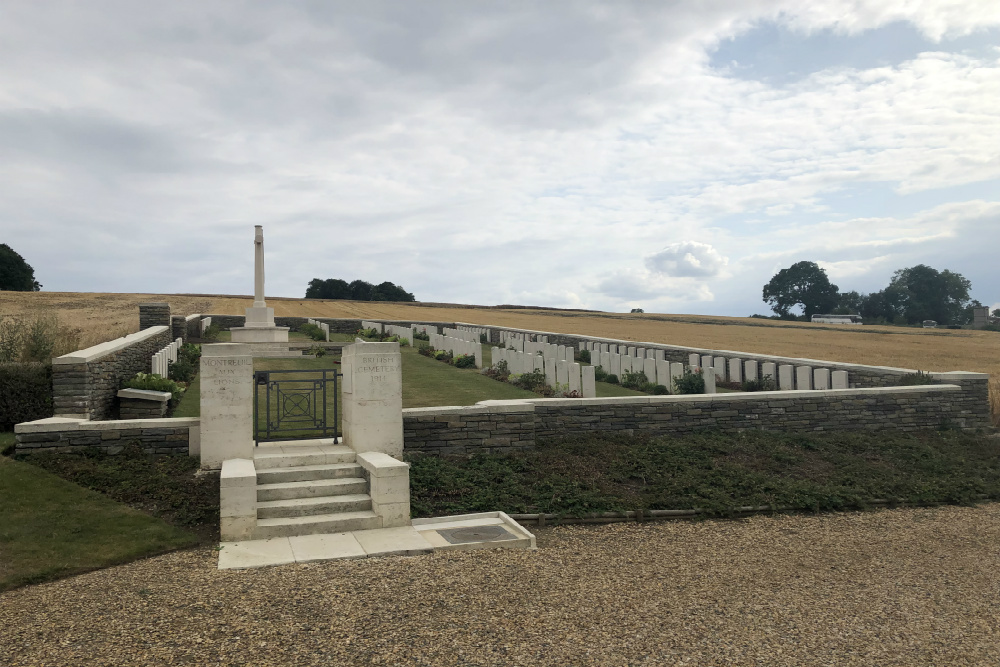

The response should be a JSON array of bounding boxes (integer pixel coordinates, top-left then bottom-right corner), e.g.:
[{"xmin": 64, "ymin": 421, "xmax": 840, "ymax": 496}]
[
  {"xmin": 0, "ymin": 244, "xmax": 41, "ymax": 291},
  {"xmin": 304, "ymin": 278, "xmax": 415, "ymax": 302},
  {"xmin": 761, "ymin": 261, "xmax": 993, "ymax": 325}
]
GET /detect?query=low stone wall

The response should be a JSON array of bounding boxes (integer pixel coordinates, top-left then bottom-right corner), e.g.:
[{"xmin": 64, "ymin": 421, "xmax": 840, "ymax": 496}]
[
  {"xmin": 402, "ymin": 383, "xmax": 990, "ymax": 455},
  {"xmin": 51, "ymin": 326, "xmax": 173, "ymax": 420},
  {"xmin": 14, "ymin": 416, "xmax": 200, "ymax": 456},
  {"xmin": 403, "ymin": 404, "xmax": 536, "ymax": 455}
]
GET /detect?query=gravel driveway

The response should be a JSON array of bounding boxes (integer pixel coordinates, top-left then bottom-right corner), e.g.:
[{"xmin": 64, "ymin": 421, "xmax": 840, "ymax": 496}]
[{"xmin": 3, "ymin": 504, "xmax": 1000, "ymax": 666}]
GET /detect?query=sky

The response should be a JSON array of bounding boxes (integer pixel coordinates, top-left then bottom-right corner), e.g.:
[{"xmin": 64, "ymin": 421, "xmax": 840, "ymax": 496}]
[{"xmin": 2, "ymin": 1, "xmax": 999, "ymax": 316}]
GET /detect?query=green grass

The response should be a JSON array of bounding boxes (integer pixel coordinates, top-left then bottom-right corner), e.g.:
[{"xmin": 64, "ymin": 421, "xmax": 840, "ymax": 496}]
[
  {"xmin": 0, "ymin": 431, "xmax": 14, "ymax": 454},
  {"xmin": 0, "ymin": 452, "xmax": 200, "ymax": 591},
  {"xmin": 407, "ymin": 430, "xmax": 1000, "ymax": 518},
  {"xmin": 170, "ymin": 372, "xmax": 201, "ymax": 418},
  {"xmin": 404, "ymin": 344, "xmax": 536, "ymax": 407}
]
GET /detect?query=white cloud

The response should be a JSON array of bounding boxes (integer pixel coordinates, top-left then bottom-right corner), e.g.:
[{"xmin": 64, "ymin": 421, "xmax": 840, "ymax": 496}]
[{"xmin": 645, "ymin": 242, "xmax": 728, "ymax": 278}]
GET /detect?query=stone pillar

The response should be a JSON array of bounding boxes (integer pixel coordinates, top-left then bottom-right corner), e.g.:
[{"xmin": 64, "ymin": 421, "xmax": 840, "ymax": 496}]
[
  {"xmin": 342, "ymin": 341, "xmax": 403, "ymax": 457},
  {"xmin": 139, "ymin": 302, "xmax": 171, "ymax": 330},
  {"xmin": 171, "ymin": 316, "xmax": 187, "ymax": 342},
  {"xmin": 199, "ymin": 343, "xmax": 254, "ymax": 469}
]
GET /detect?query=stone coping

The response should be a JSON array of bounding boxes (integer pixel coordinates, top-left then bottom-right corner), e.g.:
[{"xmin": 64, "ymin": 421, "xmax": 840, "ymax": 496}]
[
  {"xmin": 400, "ymin": 384, "xmax": 963, "ymax": 416},
  {"xmin": 117, "ymin": 388, "xmax": 171, "ymax": 402},
  {"xmin": 184, "ymin": 314, "xmax": 200, "ymax": 322},
  {"xmin": 16, "ymin": 416, "xmax": 200, "ymax": 434},
  {"xmin": 53, "ymin": 325, "xmax": 170, "ymax": 365}
]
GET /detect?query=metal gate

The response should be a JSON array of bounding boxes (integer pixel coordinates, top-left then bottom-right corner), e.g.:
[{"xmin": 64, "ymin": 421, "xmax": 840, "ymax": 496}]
[{"xmin": 253, "ymin": 368, "xmax": 340, "ymax": 443}]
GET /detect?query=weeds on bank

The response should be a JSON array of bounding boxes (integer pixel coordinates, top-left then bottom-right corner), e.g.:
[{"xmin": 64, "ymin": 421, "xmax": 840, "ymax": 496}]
[{"xmin": 406, "ymin": 430, "xmax": 1000, "ymax": 519}]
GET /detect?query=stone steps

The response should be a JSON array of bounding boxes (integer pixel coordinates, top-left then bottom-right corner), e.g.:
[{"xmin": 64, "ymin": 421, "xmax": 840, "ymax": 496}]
[
  {"xmin": 257, "ymin": 477, "xmax": 368, "ymax": 501},
  {"xmin": 256, "ymin": 463, "xmax": 363, "ymax": 484},
  {"xmin": 257, "ymin": 494, "xmax": 373, "ymax": 519},
  {"xmin": 254, "ymin": 510, "xmax": 382, "ymax": 539},
  {"xmin": 253, "ymin": 444, "xmax": 355, "ymax": 469}
]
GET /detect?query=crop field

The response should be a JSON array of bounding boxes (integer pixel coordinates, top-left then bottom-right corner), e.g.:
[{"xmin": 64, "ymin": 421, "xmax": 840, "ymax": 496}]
[{"xmin": 3, "ymin": 290, "xmax": 999, "ymax": 422}]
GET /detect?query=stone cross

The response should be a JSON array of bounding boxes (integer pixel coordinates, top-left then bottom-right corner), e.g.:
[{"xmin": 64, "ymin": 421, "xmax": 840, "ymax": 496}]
[{"xmin": 253, "ymin": 225, "xmax": 266, "ymax": 308}]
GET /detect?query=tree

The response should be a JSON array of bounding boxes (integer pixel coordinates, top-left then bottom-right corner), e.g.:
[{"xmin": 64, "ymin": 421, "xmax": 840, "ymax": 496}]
[
  {"xmin": 834, "ymin": 290, "xmax": 864, "ymax": 315},
  {"xmin": 372, "ymin": 281, "xmax": 415, "ymax": 302},
  {"xmin": 348, "ymin": 279, "xmax": 375, "ymax": 301},
  {"xmin": 305, "ymin": 277, "xmax": 416, "ymax": 301},
  {"xmin": 887, "ymin": 265, "xmax": 971, "ymax": 325},
  {"xmin": 0, "ymin": 244, "xmax": 41, "ymax": 291},
  {"xmin": 762, "ymin": 261, "xmax": 839, "ymax": 319}
]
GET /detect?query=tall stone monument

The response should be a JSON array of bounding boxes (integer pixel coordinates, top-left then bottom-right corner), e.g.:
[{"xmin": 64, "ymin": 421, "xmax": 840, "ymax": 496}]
[{"xmin": 230, "ymin": 225, "xmax": 296, "ymax": 355}]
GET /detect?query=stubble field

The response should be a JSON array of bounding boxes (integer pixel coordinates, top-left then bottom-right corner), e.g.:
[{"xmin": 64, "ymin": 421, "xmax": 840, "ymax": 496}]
[{"xmin": 3, "ymin": 290, "xmax": 999, "ymax": 421}]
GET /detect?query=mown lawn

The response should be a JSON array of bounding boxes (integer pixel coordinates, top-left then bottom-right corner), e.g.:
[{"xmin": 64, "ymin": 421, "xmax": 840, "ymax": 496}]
[{"xmin": 0, "ymin": 451, "xmax": 201, "ymax": 591}]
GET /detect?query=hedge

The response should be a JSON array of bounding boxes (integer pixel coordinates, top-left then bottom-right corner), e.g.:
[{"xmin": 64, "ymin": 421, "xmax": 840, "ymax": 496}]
[{"xmin": 0, "ymin": 362, "xmax": 53, "ymax": 429}]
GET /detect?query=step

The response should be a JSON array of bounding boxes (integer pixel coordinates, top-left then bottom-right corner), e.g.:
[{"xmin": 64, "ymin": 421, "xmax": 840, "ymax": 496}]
[
  {"xmin": 256, "ymin": 463, "xmax": 364, "ymax": 485},
  {"xmin": 254, "ymin": 445, "xmax": 355, "ymax": 469},
  {"xmin": 253, "ymin": 510, "xmax": 381, "ymax": 539},
  {"xmin": 257, "ymin": 477, "xmax": 368, "ymax": 502},
  {"xmin": 257, "ymin": 494, "xmax": 372, "ymax": 519}
]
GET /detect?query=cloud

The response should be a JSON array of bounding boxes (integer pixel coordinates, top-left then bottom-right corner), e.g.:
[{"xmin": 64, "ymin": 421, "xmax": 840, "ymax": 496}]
[{"xmin": 645, "ymin": 242, "xmax": 728, "ymax": 278}]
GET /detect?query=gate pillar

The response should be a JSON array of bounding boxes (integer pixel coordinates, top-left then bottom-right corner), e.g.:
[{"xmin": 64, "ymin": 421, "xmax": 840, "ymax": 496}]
[
  {"xmin": 200, "ymin": 343, "xmax": 254, "ymax": 468},
  {"xmin": 341, "ymin": 340, "xmax": 403, "ymax": 457}
]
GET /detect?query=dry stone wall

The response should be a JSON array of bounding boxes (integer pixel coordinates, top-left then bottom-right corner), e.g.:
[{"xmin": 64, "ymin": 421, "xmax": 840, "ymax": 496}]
[{"xmin": 15, "ymin": 417, "xmax": 198, "ymax": 455}]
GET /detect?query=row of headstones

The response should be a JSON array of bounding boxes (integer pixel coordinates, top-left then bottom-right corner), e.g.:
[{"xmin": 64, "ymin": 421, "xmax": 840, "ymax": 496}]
[
  {"xmin": 306, "ymin": 318, "xmax": 331, "ymax": 341},
  {"xmin": 688, "ymin": 353, "xmax": 849, "ymax": 391},
  {"xmin": 581, "ymin": 340, "xmax": 666, "ymax": 361},
  {"xmin": 492, "ymin": 347, "xmax": 597, "ymax": 397},
  {"xmin": 443, "ymin": 326, "xmax": 479, "ymax": 343},
  {"xmin": 430, "ymin": 333, "xmax": 483, "ymax": 367},
  {"xmin": 499, "ymin": 331, "xmax": 549, "ymax": 352},
  {"xmin": 151, "ymin": 337, "xmax": 184, "ymax": 377},
  {"xmin": 200, "ymin": 316, "xmax": 212, "ymax": 334},
  {"xmin": 454, "ymin": 325, "xmax": 487, "ymax": 342},
  {"xmin": 361, "ymin": 320, "xmax": 383, "ymax": 333},
  {"xmin": 384, "ymin": 323, "xmax": 415, "ymax": 342}
]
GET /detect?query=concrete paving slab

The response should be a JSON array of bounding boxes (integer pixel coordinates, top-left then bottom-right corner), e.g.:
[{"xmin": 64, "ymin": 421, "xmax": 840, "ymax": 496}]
[
  {"xmin": 218, "ymin": 538, "xmax": 295, "ymax": 570},
  {"xmin": 353, "ymin": 526, "xmax": 434, "ymax": 557},
  {"xmin": 412, "ymin": 517, "xmax": 505, "ymax": 532},
  {"xmin": 289, "ymin": 532, "xmax": 366, "ymax": 562}
]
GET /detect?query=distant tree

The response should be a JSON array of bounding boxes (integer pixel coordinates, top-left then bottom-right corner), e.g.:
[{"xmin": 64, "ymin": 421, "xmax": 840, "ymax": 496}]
[
  {"xmin": 833, "ymin": 290, "xmax": 864, "ymax": 315},
  {"xmin": 373, "ymin": 281, "xmax": 415, "ymax": 302},
  {"xmin": 888, "ymin": 265, "xmax": 971, "ymax": 325},
  {"xmin": 630, "ymin": 308, "xmax": 644, "ymax": 313},
  {"xmin": 0, "ymin": 243, "xmax": 41, "ymax": 291},
  {"xmin": 993, "ymin": 308, "xmax": 1000, "ymax": 318},
  {"xmin": 348, "ymin": 279, "xmax": 375, "ymax": 301},
  {"xmin": 762, "ymin": 261, "xmax": 840, "ymax": 319}
]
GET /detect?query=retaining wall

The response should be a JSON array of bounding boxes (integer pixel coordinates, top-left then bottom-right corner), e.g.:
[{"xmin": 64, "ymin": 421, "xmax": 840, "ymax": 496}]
[
  {"xmin": 51, "ymin": 326, "xmax": 173, "ymax": 420},
  {"xmin": 403, "ymin": 381, "xmax": 991, "ymax": 455},
  {"xmin": 14, "ymin": 416, "xmax": 200, "ymax": 456}
]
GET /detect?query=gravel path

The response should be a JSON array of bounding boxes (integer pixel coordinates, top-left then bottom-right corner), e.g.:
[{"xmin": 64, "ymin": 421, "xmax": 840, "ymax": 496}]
[{"xmin": 3, "ymin": 504, "xmax": 1000, "ymax": 666}]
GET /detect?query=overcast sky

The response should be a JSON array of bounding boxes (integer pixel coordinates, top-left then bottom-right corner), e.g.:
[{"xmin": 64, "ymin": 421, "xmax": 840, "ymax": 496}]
[{"xmin": 2, "ymin": 1, "xmax": 999, "ymax": 315}]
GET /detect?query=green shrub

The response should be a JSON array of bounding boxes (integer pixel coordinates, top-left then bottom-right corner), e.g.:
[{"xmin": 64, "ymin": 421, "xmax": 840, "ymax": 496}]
[
  {"xmin": 308, "ymin": 345, "xmax": 327, "ymax": 357},
  {"xmin": 480, "ymin": 333, "xmax": 488, "ymax": 344},
  {"xmin": 418, "ymin": 345, "xmax": 434, "ymax": 358},
  {"xmin": 593, "ymin": 365, "xmax": 608, "ymax": 382},
  {"xmin": 899, "ymin": 370, "xmax": 934, "ymax": 386},
  {"xmin": 651, "ymin": 384, "xmax": 668, "ymax": 395},
  {"xmin": 414, "ymin": 331, "xmax": 430, "ymax": 341},
  {"xmin": 357, "ymin": 327, "xmax": 380, "ymax": 339},
  {"xmin": 605, "ymin": 374, "xmax": 619, "ymax": 385},
  {"xmin": 201, "ymin": 323, "xmax": 221, "ymax": 342},
  {"xmin": 578, "ymin": 349, "xmax": 591, "ymax": 364},
  {"xmin": 169, "ymin": 358, "xmax": 196, "ymax": 383},
  {"xmin": 300, "ymin": 323, "xmax": 327, "ymax": 341},
  {"xmin": 398, "ymin": 337, "xmax": 410, "ymax": 347},
  {"xmin": 482, "ymin": 360, "xmax": 511, "ymax": 383},
  {"xmin": 454, "ymin": 354, "xmax": 476, "ymax": 369},
  {"xmin": 620, "ymin": 370, "xmax": 649, "ymax": 390},
  {"xmin": 122, "ymin": 372, "xmax": 185, "ymax": 402},
  {"xmin": 742, "ymin": 374, "xmax": 777, "ymax": 392},
  {"xmin": 673, "ymin": 369, "xmax": 705, "ymax": 394},
  {"xmin": 0, "ymin": 362, "xmax": 53, "ymax": 429},
  {"xmin": 178, "ymin": 343, "xmax": 201, "ymax": 366},
  {"xmin": 511, "ymin": 369, "xmax": 548, "ymax": 393}
]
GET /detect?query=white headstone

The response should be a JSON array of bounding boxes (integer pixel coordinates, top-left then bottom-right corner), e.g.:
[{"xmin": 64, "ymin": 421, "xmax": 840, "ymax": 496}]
[
  {"xmin": 713, "ymin": 357, "xmax": 726, "ymax": 381},
  {"xmin": 544, "ymin": 357, "xmax": 557, "ymax": 386},
  {"xmin": 689, "ymin": 353, "xmax": 700, "ymax": 368},
  {"xmin": 813, "ymin": 368, "xmax": 831, "ymax": 390},
  {"xmin": 670, "ymin": 362, "xmax": 684, "ymax": 390},
  {"xmin": 796, "ymin": 366, "xmax": 813, "ymax": 390},
  {"xmin": 762, "ymin": 362, "xmax": 777, "ymax": 385},
  {"xmin": 610, "ymin": 353, "xmax": 621, "ymax": 377},
  {"xmin": 728, "ymin": 358, "xmax": 742, "ymax": 384},
  {"xmin": 582, "ymin": 365, "xmax": 596, "ymax": 398},
  {"xmin": 643, "ymin": 358, "xmax": 657, "ymax": 383},
  {"xmin": 655, "ymin": 359, "xmax": 670, "ymax": 389},
  {"xmin": 569, "ymin": 362, "xmax": 582, "ymax": 394},
  {"xmin": 832, "ymin": 370, "xmax": 849, "ymax": 389},
  {"xmin": 701, "ymin": 355, "xmax": 713, "ymax": 371},
  {"xmin": 778, "ymin": 365, "xmax": 795, "ymax": 390},
  {"xmin": 704, "ymin": 368, "xmax": 716, "ymax": 394},
  {"xmin": 744, "ymin": 360, "xmax": 759, "ymax": 382}
]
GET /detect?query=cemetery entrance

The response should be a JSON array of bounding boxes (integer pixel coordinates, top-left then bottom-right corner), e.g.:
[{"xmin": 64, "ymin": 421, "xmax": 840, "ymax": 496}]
[{"xmin": 253, "ymin": 368, "xmax": 341, "ymax": 443}]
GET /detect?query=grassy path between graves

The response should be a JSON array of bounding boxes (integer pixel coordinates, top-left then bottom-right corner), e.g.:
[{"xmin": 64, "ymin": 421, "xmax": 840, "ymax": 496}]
[{"xmin": 0, "ymin": 452, "xmax": 203, "ymax": 592}]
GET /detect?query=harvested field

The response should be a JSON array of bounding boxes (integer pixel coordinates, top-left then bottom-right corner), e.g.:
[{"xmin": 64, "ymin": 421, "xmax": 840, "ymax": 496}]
[
  {"xmin": 4, "ymin": 291, "xmax": 999, "ymax": 421},
  {"xmin": 2, "ymin": 504, "xmax": 1000, "ymax": 666}
]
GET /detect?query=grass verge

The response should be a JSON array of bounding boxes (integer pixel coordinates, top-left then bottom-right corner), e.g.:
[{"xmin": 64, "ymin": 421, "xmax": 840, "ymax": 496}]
[
  {"xmin": 407, "ymin": 430, "xmax": 1000, "ymax": 518},
  {"xmin": 0, "ymin": 449, "xmax": 202, "ymax": 591}
]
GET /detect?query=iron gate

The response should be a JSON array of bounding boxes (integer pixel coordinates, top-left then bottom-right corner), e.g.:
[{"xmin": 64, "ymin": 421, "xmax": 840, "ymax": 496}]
[{"xmin": 253, "ymin": 368, "xmax": 340, "ymax": 443}]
